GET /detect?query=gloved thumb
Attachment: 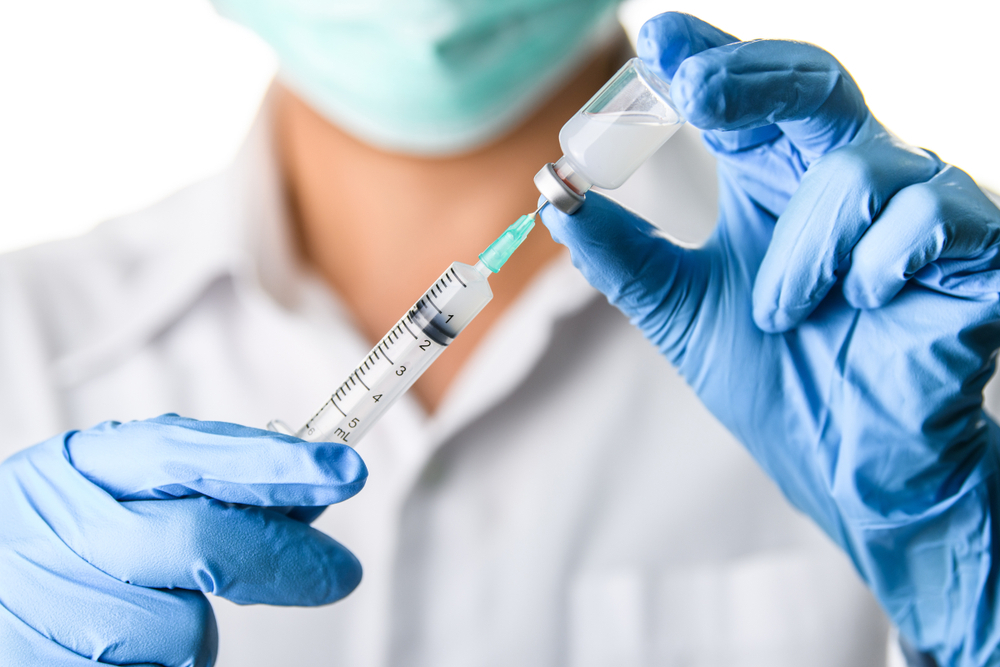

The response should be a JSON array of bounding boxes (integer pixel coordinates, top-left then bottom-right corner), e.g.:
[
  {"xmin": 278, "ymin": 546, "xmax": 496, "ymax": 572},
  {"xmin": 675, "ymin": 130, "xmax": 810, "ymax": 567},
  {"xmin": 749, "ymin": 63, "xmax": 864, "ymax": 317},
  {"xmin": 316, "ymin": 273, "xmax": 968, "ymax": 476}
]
[
  {"xmin": 538, "ymin": 194, "xmax": 708, "ymax": 365},
  {"xmin": 638, "ymin": 11, "xmax": 738, "ymax": 81},
  {"xmin": 638, "ymin": 12, "xmax": 868, "ymax": 164}
]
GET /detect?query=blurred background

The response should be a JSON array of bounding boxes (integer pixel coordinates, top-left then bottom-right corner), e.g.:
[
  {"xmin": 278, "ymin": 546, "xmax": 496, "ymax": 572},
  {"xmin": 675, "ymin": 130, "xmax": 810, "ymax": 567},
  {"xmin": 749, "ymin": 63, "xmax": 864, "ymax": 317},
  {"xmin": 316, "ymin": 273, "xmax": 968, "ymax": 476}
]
[{"xmin": 1, "ymin": 0, "xmax": 996, "ymax": 254}]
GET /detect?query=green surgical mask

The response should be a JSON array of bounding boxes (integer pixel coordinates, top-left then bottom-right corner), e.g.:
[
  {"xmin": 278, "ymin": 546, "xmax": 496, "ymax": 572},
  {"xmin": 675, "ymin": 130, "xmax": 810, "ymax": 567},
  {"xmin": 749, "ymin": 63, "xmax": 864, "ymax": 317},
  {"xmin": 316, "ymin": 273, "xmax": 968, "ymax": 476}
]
[{"xmin": 210, "ymin": 0, "xmax": 621, "ymax": 155}]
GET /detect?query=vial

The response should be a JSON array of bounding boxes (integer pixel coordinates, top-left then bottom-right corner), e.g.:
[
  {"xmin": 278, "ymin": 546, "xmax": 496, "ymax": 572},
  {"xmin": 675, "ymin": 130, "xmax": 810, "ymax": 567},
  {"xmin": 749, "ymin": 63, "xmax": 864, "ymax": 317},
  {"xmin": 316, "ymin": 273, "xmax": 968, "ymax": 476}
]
[{"xmin": 535, "ymin": 57, "xmax": 684, "ymax": 214}]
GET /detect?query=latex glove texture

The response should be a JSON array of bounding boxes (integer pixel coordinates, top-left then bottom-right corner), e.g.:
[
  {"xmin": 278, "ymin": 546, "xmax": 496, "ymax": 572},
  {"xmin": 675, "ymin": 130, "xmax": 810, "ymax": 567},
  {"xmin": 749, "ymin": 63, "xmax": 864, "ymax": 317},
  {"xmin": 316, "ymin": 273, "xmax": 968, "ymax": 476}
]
[
  {"xmin": 0, "ymin": 414, "xmax": 367, "ymax": 666},
  {"xmin": 541, "ymin": 12, "xmax": 1000, "ymax": 666}
]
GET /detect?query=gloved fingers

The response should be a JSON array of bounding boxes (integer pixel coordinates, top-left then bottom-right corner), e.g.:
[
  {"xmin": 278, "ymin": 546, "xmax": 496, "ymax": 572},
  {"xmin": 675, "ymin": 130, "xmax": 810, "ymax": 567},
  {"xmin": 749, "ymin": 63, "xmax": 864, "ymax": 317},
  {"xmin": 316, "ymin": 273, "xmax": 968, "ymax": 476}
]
[
  {"xmin": 638, "ymin": 13, "xmax": 791, "ymax": 161},
  {"xmin": 8, "ymin": 437, "xmax": 361, "ymax": 606},
  {"xmin": 1, "ymin": 599, "xmax": 196, "ymax": 667},
  {"xmin": 66, "ymin": 414, "xmax": 367, "ymax": 506},
  {"xmin": 751, "ymin": 124, "xmax": 942, "ymax": 332},
  {"xmin": 75, "ymin": 497, "xmax": 363, "ymax": 607},
  {"xmin": 2, "ymin": 445, "xmax": 217, "ymax": 666},
  {"xmin": 538, "ymin": 194, "xmax": 709, "ymax": 364},
  {"xmin": 654, "ymin": 23, "xmax": 868, "ymax": 162},
  {"xmin": 1, "ymin": 536, "xmax": 217, "ymax": 667},
  {"xmin": 281, "ymin": 504, "xmax": 328, "ymax": 524},
  {"xmin": 0, "ymin": 423, "xmax": 360, "ymax": 666},
  {"xmin": 637, "ymin": 12, "xmax": 738, "ymax": 81},
  {"xmin": 843, "ymin": 166, "xmax": 1000, "ymax": 307},
  {"xmin": 0, "ymin": 608, "xmax": 102, "ymax": 667}
]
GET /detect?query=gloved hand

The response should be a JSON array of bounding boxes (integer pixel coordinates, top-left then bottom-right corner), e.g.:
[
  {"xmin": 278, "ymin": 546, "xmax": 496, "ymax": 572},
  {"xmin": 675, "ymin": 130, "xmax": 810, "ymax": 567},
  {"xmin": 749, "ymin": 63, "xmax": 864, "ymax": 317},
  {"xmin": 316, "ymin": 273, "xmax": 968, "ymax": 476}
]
[
  {"xmin": 0, "ymin": 414, "xmax": 367, "ymax": 666},
  {"xmin": 540, "ymin": 12, "xmax": 1000, "ymax": 667}
]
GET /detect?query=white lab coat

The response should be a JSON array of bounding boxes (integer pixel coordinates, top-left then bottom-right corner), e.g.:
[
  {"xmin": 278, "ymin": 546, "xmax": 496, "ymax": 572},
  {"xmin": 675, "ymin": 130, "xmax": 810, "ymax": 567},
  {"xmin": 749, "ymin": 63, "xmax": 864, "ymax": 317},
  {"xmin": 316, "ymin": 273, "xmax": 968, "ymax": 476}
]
[{"xmin": 0, "ymin": 98, "xmax": 898, "ymax": 666}]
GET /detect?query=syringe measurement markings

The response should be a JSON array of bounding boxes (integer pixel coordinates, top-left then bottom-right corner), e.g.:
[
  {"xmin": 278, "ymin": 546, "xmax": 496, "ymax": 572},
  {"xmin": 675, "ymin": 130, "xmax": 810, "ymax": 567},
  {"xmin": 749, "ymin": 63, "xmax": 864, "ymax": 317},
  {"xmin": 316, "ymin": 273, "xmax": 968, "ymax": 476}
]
[
  {"xmin": 354, "ymin": 370, "xmax": 370, "ymax": 390},
  {"xmin": 424, "ymin": 295, "xmax": 443, "ymax": 314},
  {"xmin": 401, "ymin": 317, "xmax": 419, "ymax": 340},
  {"xmin": 293, "ymin": 262, "xmax": 492, "ymax": 443},
  {"xmin": 378, "ymin": 341, "xmax": 394, "ymax": 365},
  {"xmin": 304, "ymin": 398, "xmax": 333, "ymax": 430},
  {"xmin": 335, "ymin": 380, "xmax": 353, "ymax": 400},
  {"xmin": 322, "ymin": 390, "xmax": 349, "ymax": 419},
  {"xmin": 327, "ymin": 322, "xmax": 414, "ymax": 431}
]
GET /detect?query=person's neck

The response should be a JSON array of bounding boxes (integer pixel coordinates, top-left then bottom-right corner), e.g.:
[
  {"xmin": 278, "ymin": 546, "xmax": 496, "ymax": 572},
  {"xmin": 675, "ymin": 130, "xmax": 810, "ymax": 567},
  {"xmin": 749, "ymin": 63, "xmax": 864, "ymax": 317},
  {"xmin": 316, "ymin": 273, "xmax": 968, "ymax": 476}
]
[{"xmin": 275, "ymin": 45, "xmax": 621, "ymax": 412}]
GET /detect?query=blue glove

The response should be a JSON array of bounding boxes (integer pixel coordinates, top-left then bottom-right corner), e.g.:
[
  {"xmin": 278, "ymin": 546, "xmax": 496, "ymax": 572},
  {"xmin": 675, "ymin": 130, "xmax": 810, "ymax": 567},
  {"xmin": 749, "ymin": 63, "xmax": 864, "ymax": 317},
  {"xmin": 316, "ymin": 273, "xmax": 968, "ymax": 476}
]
[
  {"xmin": 0, "ymin": 414, "xmax": 367, "ymax": 665},
  {"xmin": 541, "ymin": 12, "xmax": 1000, "ymax": 666}
]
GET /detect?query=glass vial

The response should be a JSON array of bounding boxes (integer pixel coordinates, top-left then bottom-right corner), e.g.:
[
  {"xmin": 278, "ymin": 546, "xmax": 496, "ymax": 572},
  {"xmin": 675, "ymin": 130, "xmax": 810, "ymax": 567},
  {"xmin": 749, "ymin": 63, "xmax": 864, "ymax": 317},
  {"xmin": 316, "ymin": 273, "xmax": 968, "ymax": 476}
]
[{"xmin": 534, "ymin": 57, "xmax": 684, "ymax": 214}]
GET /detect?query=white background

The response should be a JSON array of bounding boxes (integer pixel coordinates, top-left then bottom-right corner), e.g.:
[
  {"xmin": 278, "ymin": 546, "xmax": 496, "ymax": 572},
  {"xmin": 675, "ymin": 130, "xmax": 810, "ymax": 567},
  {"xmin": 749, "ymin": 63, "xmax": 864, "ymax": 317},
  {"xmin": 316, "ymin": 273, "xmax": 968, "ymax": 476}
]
[{"xmin": 1, "ymin": 0, "xmax": 997, "ymax": 253}]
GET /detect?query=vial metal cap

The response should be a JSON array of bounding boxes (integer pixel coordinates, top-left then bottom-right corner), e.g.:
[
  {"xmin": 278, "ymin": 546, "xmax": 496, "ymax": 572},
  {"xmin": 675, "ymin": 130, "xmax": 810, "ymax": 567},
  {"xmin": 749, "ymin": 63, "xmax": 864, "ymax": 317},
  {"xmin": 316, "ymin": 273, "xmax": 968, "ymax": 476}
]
[{"xmin": 534, "ymin": 163, "xmax": 584, "ymax": 214}]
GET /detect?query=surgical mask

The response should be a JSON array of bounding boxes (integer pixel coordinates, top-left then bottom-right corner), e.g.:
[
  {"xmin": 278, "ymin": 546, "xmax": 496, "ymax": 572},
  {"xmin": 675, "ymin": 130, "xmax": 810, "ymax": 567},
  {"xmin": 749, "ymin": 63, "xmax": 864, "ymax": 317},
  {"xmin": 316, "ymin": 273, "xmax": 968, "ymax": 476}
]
[{"xmin": 209, "ymin": 0, "xmax": 622, "ymax": 155}]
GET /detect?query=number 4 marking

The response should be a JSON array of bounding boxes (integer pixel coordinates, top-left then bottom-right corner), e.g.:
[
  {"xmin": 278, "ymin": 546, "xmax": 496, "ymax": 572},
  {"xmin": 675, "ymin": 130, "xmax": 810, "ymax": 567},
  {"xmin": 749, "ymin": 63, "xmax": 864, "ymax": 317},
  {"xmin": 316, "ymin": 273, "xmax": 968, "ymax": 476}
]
[{"xmin": 372, "ymin": 394, "xmax": 382, "ymax": 403}]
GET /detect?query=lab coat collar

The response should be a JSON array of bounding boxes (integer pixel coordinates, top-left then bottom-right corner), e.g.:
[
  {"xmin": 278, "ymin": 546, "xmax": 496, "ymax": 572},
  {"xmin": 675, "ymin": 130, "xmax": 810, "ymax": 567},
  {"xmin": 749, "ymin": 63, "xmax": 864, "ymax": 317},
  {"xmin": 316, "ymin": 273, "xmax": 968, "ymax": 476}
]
[{"xmin": 51, "ymin": 89, "xmax": 304, "ymax": 388}]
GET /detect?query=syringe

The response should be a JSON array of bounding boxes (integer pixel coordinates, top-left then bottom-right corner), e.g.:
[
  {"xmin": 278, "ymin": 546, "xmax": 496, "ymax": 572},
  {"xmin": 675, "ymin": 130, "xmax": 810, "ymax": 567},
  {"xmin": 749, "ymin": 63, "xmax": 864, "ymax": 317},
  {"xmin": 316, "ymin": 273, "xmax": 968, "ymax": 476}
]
[{"xmin": 269, "ymin": 209, "xmax": 539, "ymax": 446}]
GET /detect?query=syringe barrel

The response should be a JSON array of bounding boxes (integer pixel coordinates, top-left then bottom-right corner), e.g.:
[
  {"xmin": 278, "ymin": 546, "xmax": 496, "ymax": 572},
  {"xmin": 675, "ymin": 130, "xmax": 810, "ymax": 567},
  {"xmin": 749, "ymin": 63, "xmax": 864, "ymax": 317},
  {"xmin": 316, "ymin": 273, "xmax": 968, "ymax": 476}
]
[
  {"xmin": 535, "ymin": 57, "xmax": 684, "ymax": 214},
  {"xmin": 292, "ymin": 261, "xmax": 492, "ymax": 446}
]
